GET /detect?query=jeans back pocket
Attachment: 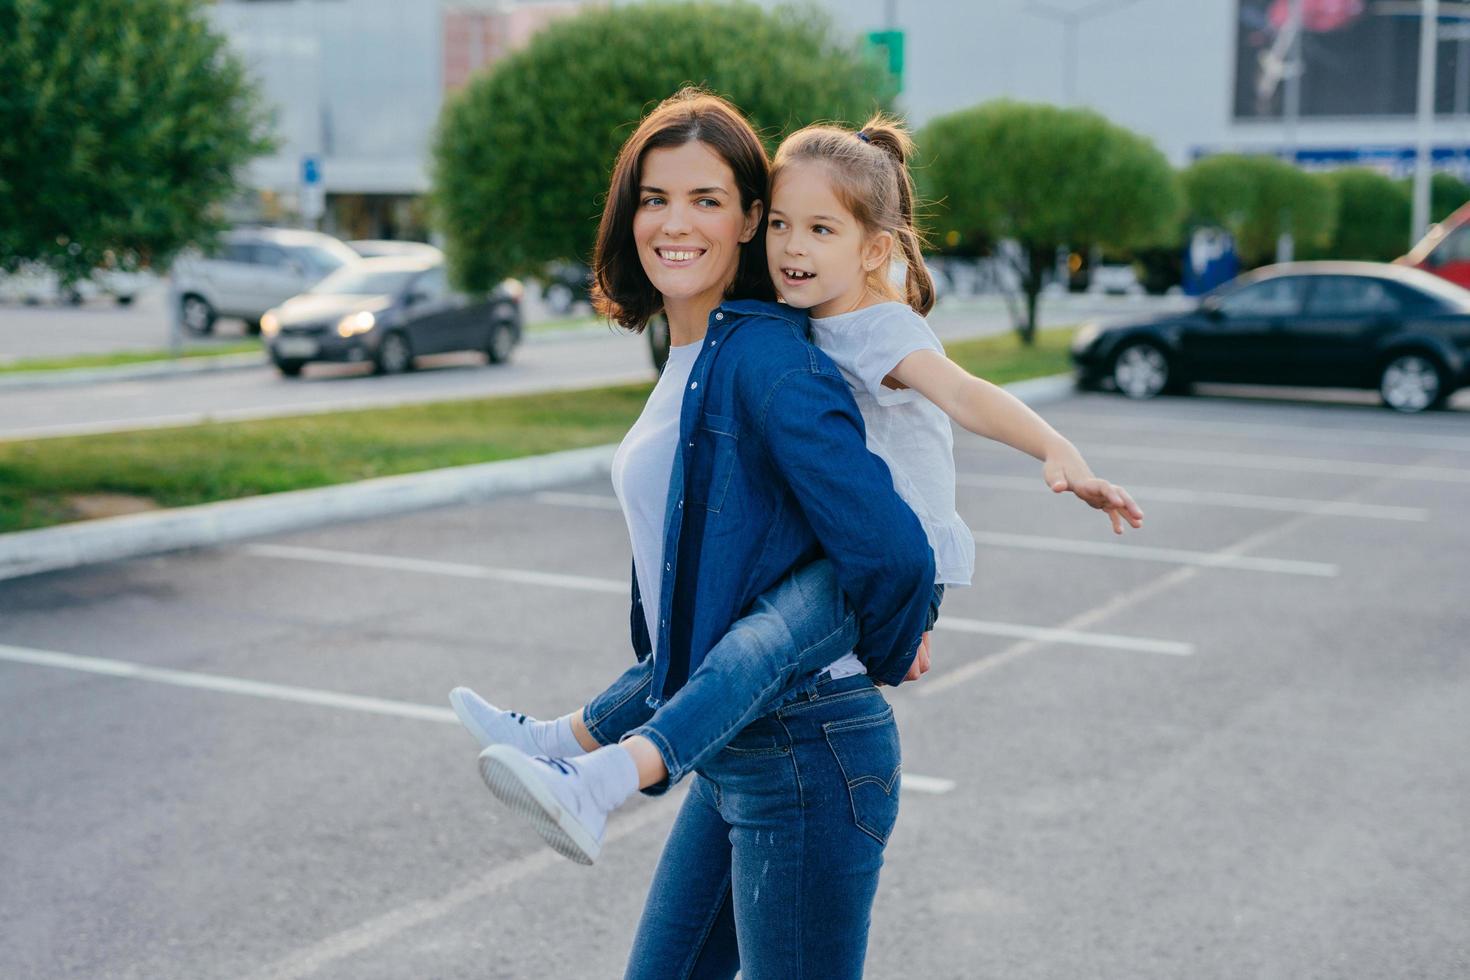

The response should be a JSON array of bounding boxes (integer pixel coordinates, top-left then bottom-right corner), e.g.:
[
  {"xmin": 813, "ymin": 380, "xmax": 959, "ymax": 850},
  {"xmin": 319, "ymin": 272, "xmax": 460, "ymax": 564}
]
[{"xmin": 822, "ymin": 707, "xmax": 901, "ymax": 845}]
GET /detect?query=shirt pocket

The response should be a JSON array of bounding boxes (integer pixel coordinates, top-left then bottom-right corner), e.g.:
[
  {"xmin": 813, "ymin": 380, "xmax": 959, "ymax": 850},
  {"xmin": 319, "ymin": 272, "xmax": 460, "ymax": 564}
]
[
  {"xmin": 822, "ymin": 706, "xmax": 902, "ymax": 845},
  {"xmin": 686, "ymin": 414, "xmax": 740, "ymax": 514}
]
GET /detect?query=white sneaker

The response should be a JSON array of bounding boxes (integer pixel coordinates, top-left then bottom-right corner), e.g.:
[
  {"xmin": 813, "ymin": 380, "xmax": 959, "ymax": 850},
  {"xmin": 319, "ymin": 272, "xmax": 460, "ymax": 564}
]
[
  {"xmin": 477, "ymin": 745, "xmax": 607, "ymax": 865},
  {"xmin": 449, "ymin": 686, "xmax": 540, "ymax": 754}
]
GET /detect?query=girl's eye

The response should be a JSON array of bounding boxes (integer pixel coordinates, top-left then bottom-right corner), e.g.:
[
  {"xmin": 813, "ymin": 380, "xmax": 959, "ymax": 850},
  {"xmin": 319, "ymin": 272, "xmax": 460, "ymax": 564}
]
[
  {"xmin": 769, "ymin": 219, "xmax": 787, "ymax": 230},
  {"xmin": 696, "ymin": 198, "xmax": 720, "ymax": 208},
  {"xmin": 641, "ymin": 196, "xmax": 665, "ymax": 208},
  {"xmin": 813, "ymin": 225, "xmax": 833, "ymax": 236}
]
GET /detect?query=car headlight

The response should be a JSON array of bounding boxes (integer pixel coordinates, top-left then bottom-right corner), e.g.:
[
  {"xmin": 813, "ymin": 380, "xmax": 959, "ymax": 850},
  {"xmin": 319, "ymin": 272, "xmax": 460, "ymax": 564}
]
[
  {"xmin": 1071, "ymin": 322, "xmax": 1101, "ymax": 352},
  {"xmin": 260, "ymin": 312, "xmax": 280, "ymax": 338},
  {"xmin": 498, "ymin": 277, "xmax": 525, "ymax": 302},
  {"xmin": 336, "ymin": 310, "xmax": 376, "ymax": 337}
]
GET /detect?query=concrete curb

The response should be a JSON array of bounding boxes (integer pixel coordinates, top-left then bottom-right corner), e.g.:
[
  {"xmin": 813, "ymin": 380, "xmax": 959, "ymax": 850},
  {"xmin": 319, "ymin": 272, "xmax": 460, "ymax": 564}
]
[
  {"xmin": 0, "ymin": 445, "xmax": 617, "ymax": 582},
  {"xmin": 0, "ymin": 373, "xmax": 1077, "ymax": 583},
  {"xmin": 0, "ymin": 352, "xmax": 267, "ymax": 390}
]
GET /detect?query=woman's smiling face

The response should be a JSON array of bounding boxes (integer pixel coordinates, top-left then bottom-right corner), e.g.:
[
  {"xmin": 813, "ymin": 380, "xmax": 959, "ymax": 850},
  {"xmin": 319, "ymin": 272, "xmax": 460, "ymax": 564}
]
[{"xmin": 633, "ymin": 141, "xmax": 762, "ymax": 318}]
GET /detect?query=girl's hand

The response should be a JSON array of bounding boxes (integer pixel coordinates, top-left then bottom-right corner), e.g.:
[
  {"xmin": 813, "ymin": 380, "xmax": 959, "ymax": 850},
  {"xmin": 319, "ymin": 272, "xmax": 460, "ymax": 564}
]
[
  {"xmin": 1042, "ymin": 447, "xmax": 1144, "ymax": 535},
  {"xmin": 902, "ymin": 631, "xmax": 933, "ymax": 683}
]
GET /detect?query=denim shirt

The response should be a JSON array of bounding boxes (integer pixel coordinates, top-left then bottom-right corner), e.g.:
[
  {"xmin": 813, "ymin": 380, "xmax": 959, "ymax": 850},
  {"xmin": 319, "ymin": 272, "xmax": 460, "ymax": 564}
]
[{"xmin": 630, "ymin": 298, "xmax": 936, "ymax": 705}]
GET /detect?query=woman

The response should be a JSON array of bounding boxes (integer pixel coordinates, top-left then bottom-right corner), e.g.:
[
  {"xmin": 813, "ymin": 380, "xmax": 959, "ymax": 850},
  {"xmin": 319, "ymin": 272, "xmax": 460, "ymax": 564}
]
[{"xmin": 537, "ymin": 88, "xmax": 933, "ymax": 977}]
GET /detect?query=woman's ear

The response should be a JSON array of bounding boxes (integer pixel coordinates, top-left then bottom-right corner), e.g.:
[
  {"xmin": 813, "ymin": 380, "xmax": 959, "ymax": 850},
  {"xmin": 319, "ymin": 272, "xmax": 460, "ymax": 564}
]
[
  {"xmin": 740, "ymin": 200, "xmax": 764, "ymax": 244},
  {"xmin": 862, "ymin": 230, "xmax": 895, "ymax": 273}
]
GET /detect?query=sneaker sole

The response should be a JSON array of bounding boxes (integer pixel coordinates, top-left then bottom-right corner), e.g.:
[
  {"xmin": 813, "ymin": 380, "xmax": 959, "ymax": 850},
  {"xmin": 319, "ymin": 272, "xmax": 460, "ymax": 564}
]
[
  {"xmin": 448, "ymin": 688, "xmax": 496, "ymax": 750},
  {"xmin": 477, "ymin": 746, "xmax": 601, "ymax": 866}
]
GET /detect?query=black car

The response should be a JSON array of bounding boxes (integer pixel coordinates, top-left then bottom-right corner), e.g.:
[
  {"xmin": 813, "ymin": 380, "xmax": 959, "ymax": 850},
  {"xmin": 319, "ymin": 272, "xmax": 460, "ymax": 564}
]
[
  {"xmin": 1070, "ymin": 262, "xmax": 1470, "ymax": 412},
  {"xmin": 260, "ymin": 257, "xmax": 523, "ymax": 377}
]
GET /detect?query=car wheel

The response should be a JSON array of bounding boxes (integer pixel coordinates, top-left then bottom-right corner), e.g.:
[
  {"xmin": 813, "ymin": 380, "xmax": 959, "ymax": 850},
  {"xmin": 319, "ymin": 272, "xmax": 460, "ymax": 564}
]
[
  {"xmin": 486, "ymin": 321, "xmax": 517, "ymax": 364},
  {"xmin": 375, "ymin": 331, "xmax": 413, "ymax": 375},
  {"xmin": 545, "ymin": 282, "xmax": 575, "ymax": 316},
  {"xmin": 273, "ymin": 359, "xmax": 305, "ymax": 378},
  {"xmin": 115, "ymin": 294, "xmax": 134, "ymax": 307},
  {"xmin": 1110, "ymin": 340, "xmax": 1171, "ymax": 400},
  {"xmin": 648, "ymin": 314, "xmax": 670, "ymax": 373},
  {"xmin": 180, "ymin": 294, "xmax": 216, "ymax": 336},
  {"xmin": 1379, "ymin": 352, "xmax": 1447, "ymax": 413}
]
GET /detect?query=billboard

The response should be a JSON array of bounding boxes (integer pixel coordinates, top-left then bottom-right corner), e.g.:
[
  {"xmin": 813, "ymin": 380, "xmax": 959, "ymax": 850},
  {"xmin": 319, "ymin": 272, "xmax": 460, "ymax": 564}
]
[{"xmin": 1234, "ymin": 0, "xmax": 1470, "ymax": 119}]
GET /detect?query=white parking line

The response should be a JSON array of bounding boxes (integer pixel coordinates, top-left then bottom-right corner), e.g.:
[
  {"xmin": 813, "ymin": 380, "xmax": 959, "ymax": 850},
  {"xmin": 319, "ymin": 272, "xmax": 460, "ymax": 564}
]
[
  {"xmin": 902, "ymin": 774, "xmax": 956, "ymax": 794},
  {"xmin": 242, "ymin": 543, "xmax": 1201, "ymax": 653},
  {"xmin": 0, "ymin": 643, "xmax": 457, "ymax": 723},
  {"xmin": 989, "ymin": 442, "xmax": 1470, "ymax": 483},
  {"xmin": 936, "ymin": 616, "xmax": 1192, "ymax": 655},
  {"xmin": 241, "ymin": 543, "xmax": 628, "ymax": 594},
  {"xmin": 972, "ymin": 531, "xmax": 1338, "ymax": 577},
  {"xmin": 957, "ymin": 474, "xmax": 1429, "ymax": 522},
  {"xmin": 1039, "ymin": 411, "xmax": 1470, "ymax": 453}
]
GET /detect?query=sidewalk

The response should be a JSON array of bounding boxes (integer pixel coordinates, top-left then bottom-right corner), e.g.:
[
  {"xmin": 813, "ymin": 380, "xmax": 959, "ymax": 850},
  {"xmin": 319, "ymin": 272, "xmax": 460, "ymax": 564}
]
[{"xmin": 0, "ymin": 374, "xmax": 1078, "ymax": 582}]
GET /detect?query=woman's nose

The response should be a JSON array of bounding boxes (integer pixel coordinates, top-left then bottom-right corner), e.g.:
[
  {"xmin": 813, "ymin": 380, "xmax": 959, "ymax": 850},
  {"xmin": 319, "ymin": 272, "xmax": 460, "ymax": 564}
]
[{"xmin": 661, "ymin": 202, "xmax": 692, "ymax": 234}]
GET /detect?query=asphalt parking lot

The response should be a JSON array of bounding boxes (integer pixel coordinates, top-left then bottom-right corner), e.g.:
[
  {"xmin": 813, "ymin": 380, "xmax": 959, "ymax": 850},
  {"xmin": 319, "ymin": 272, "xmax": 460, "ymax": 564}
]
[{"xmin": 2, "ymin": 388, "xmax": 1467, "ymax": 980}]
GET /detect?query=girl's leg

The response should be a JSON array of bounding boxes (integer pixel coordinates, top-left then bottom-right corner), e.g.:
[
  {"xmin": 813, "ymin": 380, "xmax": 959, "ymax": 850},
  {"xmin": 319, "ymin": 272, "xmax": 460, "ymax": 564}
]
[
  {"xmin": 624, "ymin": 776, "xmax": 740, "ymax": 980},
  {"xmin": 628, "ymin": 559, "xmax": 857, "ymax": 793}
]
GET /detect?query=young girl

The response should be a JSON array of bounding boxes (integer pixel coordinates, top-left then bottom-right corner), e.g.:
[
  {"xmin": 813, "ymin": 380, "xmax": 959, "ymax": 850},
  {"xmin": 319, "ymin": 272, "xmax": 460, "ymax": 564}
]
[{"xmin": 456, "ymin": 114, "xmax": 1142, "ymax": 867}]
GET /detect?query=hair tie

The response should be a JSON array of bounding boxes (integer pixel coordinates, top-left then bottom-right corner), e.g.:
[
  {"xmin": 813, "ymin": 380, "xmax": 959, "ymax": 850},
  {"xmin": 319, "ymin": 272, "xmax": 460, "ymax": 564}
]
[{"xmin": 856, "ymin": 130, "xmax": 870, "ymax": 143}]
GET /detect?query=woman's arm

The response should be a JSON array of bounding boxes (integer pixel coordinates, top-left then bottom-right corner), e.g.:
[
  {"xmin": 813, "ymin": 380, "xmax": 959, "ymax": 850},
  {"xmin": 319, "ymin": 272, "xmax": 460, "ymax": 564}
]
[
  {"xmin": 888, "ymin": 350, "xmax": 1144, "ymax": 534},
  {"xmin": 757, "ymin": 369, "xmax": 936, "ymax": 687}
]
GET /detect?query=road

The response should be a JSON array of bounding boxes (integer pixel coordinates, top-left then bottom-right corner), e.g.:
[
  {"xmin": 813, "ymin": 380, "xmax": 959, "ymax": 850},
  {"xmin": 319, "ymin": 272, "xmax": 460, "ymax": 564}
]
[
  {"xmin": 0, "ymin": 294, "xmax": 1193, "ymax": 442},
  {"xmin": 2, "ymin": 387, "xmax": 1466, "ymax": 979}
]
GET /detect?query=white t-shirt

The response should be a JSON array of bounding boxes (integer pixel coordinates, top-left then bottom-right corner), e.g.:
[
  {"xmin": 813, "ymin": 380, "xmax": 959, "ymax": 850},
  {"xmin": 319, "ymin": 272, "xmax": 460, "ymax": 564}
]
[
  {"xmin": 611, "ymin": 340, "xmax": 701, "ymax": 651},
  {"xmin": 809, "ymin": 302, "xmax": 976, "ymax": 587}
]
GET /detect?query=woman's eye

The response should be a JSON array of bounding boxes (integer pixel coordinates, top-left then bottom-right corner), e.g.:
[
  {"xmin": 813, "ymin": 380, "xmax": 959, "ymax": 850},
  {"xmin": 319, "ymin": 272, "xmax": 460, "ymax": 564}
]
[
  {"xmin": 697, "ymin": 198, "xmax": 720, "ymax": 208},
  {"xmin": 813, "ymin": 225, "xmax": 833, "ymax": 236},
  {"xmin": 770, "ymin": 219, "xmax": 787, "ymax": 230},
  {"xmin": 641, "ymin": 197, "xmax": 665, "ymax": 208}
]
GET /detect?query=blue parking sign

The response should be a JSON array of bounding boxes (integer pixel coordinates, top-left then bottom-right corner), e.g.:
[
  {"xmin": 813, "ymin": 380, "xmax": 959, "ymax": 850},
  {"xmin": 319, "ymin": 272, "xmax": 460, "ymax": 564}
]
[{"xmin": 301, "ymin": 156, "xmax": 321, "ymax": 186}]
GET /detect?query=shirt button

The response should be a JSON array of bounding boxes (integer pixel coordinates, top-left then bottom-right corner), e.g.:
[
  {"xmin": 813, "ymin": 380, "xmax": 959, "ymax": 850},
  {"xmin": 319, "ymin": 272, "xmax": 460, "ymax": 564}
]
[
  {"xmin": 714, "ymin": 312, "xmax": 724, "ymax": 321},
  {"xmin": 677, "ymin": 499, "xmax": 683, "ymax": 508},
  {"xmin": 688, "ymin": 441, "xmax": 693, "ymax": 448},
  {"xmin": 690, "ymin": 381, "xmax": 697, "ymax": 390},
  {"xmin": 665, "ymin": 562, "xmax": 671, "ymax": 571},
  {"xmin": 710, "ymin": 340, "xmax": 717, "ymax": 346}
]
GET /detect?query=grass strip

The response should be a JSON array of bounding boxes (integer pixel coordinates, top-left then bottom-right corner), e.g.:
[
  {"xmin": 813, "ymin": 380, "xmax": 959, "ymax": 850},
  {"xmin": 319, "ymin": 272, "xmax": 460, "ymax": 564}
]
[
  {"xmin": 0, "ymin": 343, "xmax": 263, "ymax": 374},
  {"xmin": 0, "ymin": 327, "xmax": 1074, "ymax": 533}
]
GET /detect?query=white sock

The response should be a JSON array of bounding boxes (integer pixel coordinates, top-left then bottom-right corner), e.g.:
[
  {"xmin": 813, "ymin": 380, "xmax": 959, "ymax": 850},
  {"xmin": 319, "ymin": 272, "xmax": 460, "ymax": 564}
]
[
  {"xmin": 571, "ymin": 745, "xmax": 641, "ymax": 813},
  {"xmin": 541, "ymin": 713, "xmax": 586, "ymax": 758}
]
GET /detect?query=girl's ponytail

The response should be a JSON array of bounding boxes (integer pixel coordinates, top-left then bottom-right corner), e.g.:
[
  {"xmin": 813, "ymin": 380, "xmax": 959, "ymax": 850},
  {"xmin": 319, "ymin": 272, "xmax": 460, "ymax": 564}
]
[{"xmin": 857, "ymin": 115, "xmax": 935, "ymax": 316}]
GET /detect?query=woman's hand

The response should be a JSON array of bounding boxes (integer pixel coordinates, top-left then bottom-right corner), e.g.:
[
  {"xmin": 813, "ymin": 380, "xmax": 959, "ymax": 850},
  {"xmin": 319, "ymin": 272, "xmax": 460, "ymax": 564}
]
[{"xmin": 1042, "ymin": 442, "xmax": 1144, "ymax": 535}]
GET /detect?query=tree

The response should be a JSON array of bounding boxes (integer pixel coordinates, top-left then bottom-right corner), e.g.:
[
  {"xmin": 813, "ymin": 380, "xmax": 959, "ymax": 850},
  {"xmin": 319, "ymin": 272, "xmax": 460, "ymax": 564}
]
[
  {"xmin": 918, "ymin": 100, "xmax": 1181, "ymax": 344},
  {"xmin": 1299, "ymin": 168, "xmax": 1409, "ymax": 263},
  {"xmin": 1394, "ymin": 171, "xmax": 1470, "ymax": 228},
  {"xmin": 1180, "ymin": 154, "xmax": 1336, "ymax": 268},
  {"xmin": 431, "ymin": 1, "xmax": 893, "ymax": 293},
  {"xmin": 0, "ymin": 0, "xmax": 274, "ymax": 283}
]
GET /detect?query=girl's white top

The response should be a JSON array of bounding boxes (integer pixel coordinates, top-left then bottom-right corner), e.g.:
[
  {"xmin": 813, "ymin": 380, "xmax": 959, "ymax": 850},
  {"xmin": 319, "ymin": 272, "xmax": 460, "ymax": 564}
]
[{"xmin": 809, "ymin": 301, "xmax": 975, "ymax": 587}]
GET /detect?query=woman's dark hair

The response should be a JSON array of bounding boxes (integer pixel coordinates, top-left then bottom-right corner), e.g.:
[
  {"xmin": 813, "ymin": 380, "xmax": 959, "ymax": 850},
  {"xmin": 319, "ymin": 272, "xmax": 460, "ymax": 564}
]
[{"xmin": 592, "ymin": 88, "xmax": 775, "ymax": 332}]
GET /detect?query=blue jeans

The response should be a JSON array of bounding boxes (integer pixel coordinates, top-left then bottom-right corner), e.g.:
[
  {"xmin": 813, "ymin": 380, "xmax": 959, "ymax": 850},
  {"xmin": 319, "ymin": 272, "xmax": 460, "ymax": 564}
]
[
  {"xmin": 624, "ymin": 673, "xmax": 901, "ymax": 980},
  {"xmin": 585, "ymin": 560, "xmax": 940, "ymax": 793}
]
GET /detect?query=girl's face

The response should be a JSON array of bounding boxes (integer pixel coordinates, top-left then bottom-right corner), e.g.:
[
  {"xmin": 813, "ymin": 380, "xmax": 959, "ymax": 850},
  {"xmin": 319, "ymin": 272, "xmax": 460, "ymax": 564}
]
[
  {"xmin": 633, "ymin": 141, "xmax": 762, "ymax": 318},
  {"xmin": 767, "ymin": 161, "xmax": 891, "ymax": 319}
]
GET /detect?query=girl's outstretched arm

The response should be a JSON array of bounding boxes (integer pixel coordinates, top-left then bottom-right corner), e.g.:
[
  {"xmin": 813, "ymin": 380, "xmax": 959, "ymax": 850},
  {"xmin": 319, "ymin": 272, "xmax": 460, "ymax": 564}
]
[{"xmin": 887, "ymin": 349, "xmax": 1144, "ymax": 534}]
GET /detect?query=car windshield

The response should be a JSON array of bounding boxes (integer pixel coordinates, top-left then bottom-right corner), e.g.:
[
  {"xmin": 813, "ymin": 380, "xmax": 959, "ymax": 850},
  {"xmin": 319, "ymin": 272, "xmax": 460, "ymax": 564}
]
[{"xmin": 310, "ymin": 267, "xmax": 419, "ymax": 296}]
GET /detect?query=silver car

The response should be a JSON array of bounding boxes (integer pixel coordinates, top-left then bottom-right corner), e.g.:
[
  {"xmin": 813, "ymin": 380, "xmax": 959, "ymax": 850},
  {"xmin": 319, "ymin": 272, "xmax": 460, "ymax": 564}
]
[{"xmin": 170, "ymin": 228, "xmax": 361, "ymax": 335}]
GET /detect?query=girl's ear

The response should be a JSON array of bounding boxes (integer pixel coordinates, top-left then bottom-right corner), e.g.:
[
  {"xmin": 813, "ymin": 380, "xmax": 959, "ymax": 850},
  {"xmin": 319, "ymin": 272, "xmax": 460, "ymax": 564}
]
[
  {"xmin": 862, "ymin": 230, "xmax": 894, "ymax": 273},
  {"xmin": 740, "ymin": 200, "xmax": 764, "ymax": 244}
]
